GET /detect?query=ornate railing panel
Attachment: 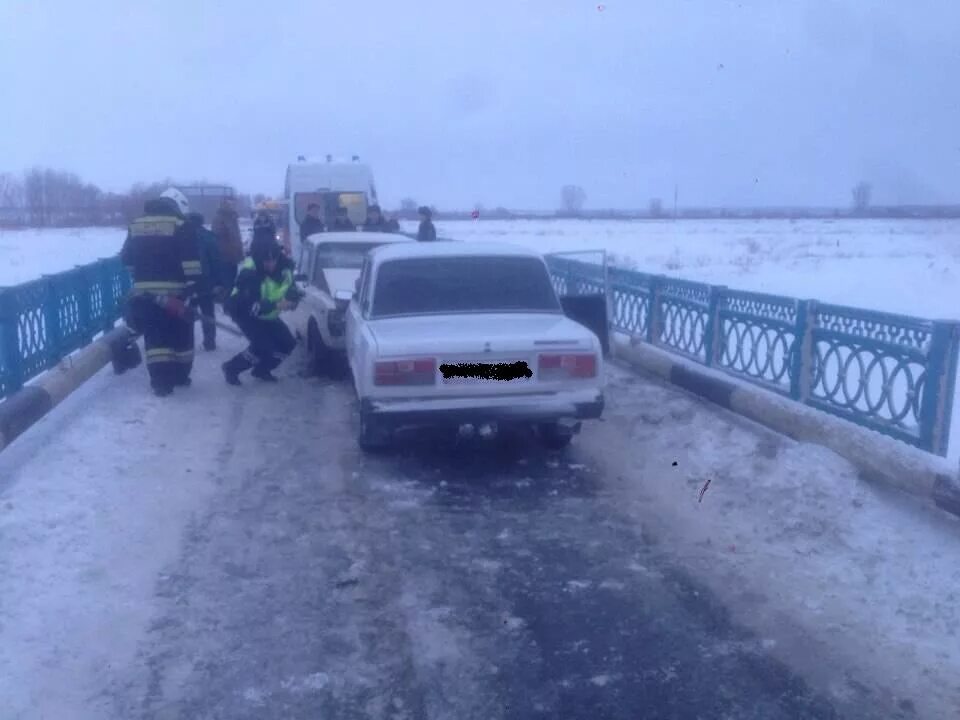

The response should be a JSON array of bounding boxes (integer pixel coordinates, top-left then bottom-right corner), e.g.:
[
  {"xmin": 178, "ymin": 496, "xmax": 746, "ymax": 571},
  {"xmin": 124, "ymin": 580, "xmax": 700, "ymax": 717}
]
[{"xmin": 717, "ymin": 290, "xmax": 799, "ymax": 396}]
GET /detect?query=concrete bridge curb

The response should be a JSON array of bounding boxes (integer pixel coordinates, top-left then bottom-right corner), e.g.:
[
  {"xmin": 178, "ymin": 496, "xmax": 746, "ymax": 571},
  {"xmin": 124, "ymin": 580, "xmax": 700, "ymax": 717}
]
[
  {"xmin": 612, "ymin": 335, "xmax": 960, "ymax": 518},
  {"xmin": 0, "ymin": 327, "xmax": 141, "ymax": 452}
]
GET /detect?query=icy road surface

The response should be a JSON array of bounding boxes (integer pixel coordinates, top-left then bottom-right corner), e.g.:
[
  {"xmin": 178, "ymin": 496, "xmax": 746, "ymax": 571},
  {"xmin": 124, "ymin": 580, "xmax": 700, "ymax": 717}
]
[{"xmin": 0, "ymin": 332, "xmax": 958, "ymax": 719}]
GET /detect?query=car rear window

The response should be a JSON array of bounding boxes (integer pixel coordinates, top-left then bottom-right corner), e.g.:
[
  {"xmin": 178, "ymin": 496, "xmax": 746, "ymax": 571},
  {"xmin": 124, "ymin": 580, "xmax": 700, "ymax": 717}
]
[
  {"xmin": 370, "ymin": 255, "xmax": 561, "ymax": 318},
  {"xmin": 313, "ymin": 242, "xmax": 386, "ymax": 269}
]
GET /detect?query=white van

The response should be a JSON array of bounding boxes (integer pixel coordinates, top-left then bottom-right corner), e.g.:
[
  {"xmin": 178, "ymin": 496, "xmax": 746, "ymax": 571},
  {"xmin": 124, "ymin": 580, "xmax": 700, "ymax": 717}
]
[{"xmin": 284, "ymin": 155, "xmax": 378, "ymax": 262}]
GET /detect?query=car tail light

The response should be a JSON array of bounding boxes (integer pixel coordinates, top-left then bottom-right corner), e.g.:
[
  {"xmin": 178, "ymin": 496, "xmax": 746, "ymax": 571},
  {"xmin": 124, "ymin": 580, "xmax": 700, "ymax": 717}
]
[
  {"xmin": 374, "ymin": 358, "xmax": 436, "ymax": 386},
  {"xmin": 538, "ymin": 353, "xmax": 597, "ymax": 380}
]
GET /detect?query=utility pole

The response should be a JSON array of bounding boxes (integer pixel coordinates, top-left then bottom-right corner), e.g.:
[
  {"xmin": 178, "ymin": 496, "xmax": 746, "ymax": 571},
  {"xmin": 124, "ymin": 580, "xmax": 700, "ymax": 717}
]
[{"xmin": 673, "ymin": 184, "xmax": 679, "ymax": 220}]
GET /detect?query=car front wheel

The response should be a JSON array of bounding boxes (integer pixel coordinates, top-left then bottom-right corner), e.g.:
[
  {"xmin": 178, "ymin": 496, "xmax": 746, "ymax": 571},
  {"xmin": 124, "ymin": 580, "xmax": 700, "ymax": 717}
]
[{"xmin": 308, "ymin": 318, "xmax": 332, "ymax": 377}]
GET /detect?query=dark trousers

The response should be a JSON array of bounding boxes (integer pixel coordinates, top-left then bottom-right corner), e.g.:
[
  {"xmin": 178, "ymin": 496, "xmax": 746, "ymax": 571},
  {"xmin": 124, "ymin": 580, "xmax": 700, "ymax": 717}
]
[
  {"xmin": 220, "ymin": 262, "xmax": 239, "ymax": 295},
  {"xmin": 131, "ymin": 300, "xmax": 194, "ymax": 390},
  {"xmin": 198, "ymin": 294, "xmax": 216, "ymax": 346},
  {"xmin": 227, "ymin": 316, "xmax": 296, "ymax": 375}
]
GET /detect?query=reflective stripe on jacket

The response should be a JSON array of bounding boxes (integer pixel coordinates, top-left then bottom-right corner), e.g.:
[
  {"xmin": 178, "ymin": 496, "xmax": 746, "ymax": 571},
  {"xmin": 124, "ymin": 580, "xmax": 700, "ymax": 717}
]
[{"xmin": 230, "ymin": 258, "xmax": 292, "ymax": 319}]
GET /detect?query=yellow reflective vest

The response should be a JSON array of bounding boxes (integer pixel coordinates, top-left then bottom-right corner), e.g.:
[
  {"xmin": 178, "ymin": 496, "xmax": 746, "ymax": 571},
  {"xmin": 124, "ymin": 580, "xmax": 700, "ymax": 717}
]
[{"xmin": 231, "ymin": 258, "xmax": 293, "ymax": 319}]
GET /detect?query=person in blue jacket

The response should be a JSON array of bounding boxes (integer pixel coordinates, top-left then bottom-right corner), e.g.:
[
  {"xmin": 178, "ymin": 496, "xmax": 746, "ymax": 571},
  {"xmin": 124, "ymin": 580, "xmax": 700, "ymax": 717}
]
[{"xmin": 185, "ymin": 212, "xmax": 223, "ymax": 351}]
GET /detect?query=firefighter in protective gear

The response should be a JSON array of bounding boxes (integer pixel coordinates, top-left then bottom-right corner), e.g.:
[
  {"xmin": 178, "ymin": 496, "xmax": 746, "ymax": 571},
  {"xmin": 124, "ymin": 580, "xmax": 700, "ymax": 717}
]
[
  {"xmin": 121, "ymin": 191, "xmax": 204, "ymax": 397},
  {"xmin": 221, "ymin": 234, "xmax": 299, "ymax": 385}
]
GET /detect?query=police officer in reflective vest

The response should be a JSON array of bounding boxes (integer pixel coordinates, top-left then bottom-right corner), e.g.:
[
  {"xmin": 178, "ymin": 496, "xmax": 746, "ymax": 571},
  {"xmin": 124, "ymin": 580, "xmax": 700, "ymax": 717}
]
[
  {"xmin": 221, "ymin": 228, "xmax": 299, "ymax": 385},
  {"xmin": 121, "ymin": 188, "xmax": 204, "ymax": 397}
]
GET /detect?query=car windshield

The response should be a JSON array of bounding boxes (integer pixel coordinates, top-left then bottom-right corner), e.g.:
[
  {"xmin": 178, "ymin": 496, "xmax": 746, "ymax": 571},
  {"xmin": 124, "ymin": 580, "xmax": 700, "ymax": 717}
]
[
  {"xmin": 312, "ymin": 241, "xmax": 389, "ymax": 269},
  {"xmin": 370, "ymin": 255, "xmax": 561, "ymax": 318}
]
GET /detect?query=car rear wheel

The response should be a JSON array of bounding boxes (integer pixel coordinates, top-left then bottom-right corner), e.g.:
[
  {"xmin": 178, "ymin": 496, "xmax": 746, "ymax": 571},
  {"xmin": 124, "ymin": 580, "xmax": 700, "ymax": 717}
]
[
  {"xmin": 537, "ymin": 422, "xmax": 574, "ymax": 450},
  {"xmin": 357, "ymin": 408, "xmax": 391, "ymax": 453},
  {"xmin": 307, "ymin": 318, "xmax": 332, "ymax": 377}
]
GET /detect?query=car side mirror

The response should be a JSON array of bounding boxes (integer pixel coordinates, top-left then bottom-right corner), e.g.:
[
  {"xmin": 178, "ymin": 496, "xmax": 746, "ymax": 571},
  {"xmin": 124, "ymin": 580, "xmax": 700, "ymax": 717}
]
[{"xmin": 294, "ymin": 273, "xmax": 308, "ymax": 283}]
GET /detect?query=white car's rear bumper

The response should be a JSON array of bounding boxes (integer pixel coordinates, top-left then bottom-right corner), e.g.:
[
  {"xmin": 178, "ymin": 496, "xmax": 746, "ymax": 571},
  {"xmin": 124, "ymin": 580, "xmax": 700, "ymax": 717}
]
[{"xmin": 362, "ymin": 387, "xmax": 604, "ymax": 429}]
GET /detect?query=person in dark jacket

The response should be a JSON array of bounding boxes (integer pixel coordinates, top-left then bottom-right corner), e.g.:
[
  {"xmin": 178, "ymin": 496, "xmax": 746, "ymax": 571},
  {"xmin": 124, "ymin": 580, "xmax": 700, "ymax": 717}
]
[
  {"xmin": 417, "ymin": 206, "xmax": 437, "ymax": 242},
  {"xmin": 253, "ymin": 212, "xmax": 297, "ymax": 275},
  {"xmin": 331, "ymin": 206, "xmax": 356, "ymax": 231},
  {"xmin": 185, "ymin": 212, "xmax": 222, "ymax": 351},
  {"xmin": 121, "ymin": 189, "xmax": 203, "ymax": 397},
  {"xmin": 212, "ymin": 198, "xmax": 244, "ymax": 289},
  {"xmin": 299, "ymin": 202, "xmax": 326, "ymax": 243},
  {"xmin": 362, "ymin": 204, "xmax": 399, "ymax": 233},
  {"xmin": 222, "ymin": 235, "xmax": 298, "ymax": 385}
]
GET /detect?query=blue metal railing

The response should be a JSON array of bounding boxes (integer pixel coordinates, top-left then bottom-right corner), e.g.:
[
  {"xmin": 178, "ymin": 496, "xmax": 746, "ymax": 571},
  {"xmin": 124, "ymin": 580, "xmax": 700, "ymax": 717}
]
[
  {"xmin": 2, "ymin": 232, "xmax": 446, "ymax": 400},
  {"xmin": 0, "ymin": 257, "xmax": 132, "ymax": 399},
  {"xmin": 546, "ymin": 255, "xmax": 960, "ymax": 456},
  {"xmin": 3, "ymin": 250, "xmax": 957, "ymax": 457}
]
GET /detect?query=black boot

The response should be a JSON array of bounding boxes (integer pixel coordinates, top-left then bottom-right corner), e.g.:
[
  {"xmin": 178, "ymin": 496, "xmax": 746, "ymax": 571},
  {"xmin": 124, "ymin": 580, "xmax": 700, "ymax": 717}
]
[
  {"xmin": 152, "ymin": 383, "xmax": 174, "ymax": 397},
  {"xmin": 251, "ymin": 366, "xmax": 279, "ymax": 382},
  {"xmin": 222, "ymin": 354, "xmax": 252, "ymax": 386}
]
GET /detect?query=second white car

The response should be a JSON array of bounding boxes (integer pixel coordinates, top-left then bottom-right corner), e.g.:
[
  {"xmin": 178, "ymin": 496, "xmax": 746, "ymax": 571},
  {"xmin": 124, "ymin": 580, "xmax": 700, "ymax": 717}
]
[{"xmin": 292, "ymin": 230, "xmax": 412, "ymax": 375}]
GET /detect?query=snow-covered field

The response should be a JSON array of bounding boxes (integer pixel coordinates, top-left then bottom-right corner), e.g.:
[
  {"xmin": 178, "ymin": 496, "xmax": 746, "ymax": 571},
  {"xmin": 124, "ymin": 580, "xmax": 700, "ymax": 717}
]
[
  {"xmin": 426, "ymin": 218, "xmax": 960, "ymax": 321},
  {"xmin": 0, "ymin": 227, "xmax": 126, "ymax": 287},
  {"xmin": 4, "ymin": 220, "xmax": 959, "ymax": 459},
  {"xmin": 5, "ymin": 219, "xmax": 956, "ymax": 321}
]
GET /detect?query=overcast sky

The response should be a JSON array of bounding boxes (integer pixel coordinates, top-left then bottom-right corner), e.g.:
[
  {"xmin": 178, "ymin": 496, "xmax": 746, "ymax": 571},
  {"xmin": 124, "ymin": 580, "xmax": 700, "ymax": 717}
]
[{"xmin": 1, "ymin": 0, "xmax": 957, "ymax": 209}]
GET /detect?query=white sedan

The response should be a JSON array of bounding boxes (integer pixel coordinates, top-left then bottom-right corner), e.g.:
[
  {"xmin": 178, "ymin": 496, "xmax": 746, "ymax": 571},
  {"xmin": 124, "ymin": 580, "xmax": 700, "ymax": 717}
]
[
  {"xmin": 345, "ymin": 241, "xmax": 605, "ymax": 451},
  {"xmin": 291, "ymin": 231, "xmax": 412, "ymax": 375}
]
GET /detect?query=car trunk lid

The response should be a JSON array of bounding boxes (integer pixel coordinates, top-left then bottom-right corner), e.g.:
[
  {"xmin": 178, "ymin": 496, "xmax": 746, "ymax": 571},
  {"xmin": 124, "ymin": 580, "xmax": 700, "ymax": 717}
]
[{"xmin": 369, "ymin": 313, "xmax": 596, "ymax": 394}]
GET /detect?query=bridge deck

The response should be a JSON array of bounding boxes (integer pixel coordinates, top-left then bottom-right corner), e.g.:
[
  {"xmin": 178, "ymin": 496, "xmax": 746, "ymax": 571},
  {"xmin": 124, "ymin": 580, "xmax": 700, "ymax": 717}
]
[{"xmin": 0, "ymin": 331, "xmax": 957, "ymax": 719}]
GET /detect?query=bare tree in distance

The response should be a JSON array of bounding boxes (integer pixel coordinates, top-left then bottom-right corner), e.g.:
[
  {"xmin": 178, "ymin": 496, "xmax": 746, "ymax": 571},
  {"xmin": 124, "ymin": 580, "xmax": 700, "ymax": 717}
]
[
  {"xmin": 0, "ymin": 166, "xmax": 266, "ymax": 227},
  {"xmin": 0, "ymin": 173, "xmax": 24, "ymax": 226},
  {"xmin": 397, "ymin": 197, "xmax": 418, "ymax": 220},
  {"xmin": 560, "ymin": 185, "xmax": 587, "ymax": 215},
  {"xmin": 23, "ymin": 167, "xmax": 49, "ymax": 226},
  {"xmin": 852, "ymin": 181, "xmax": 872, "ymax": 213},
  {"xmin": 0, "ymin": 172, "xmax": 23, "ymax": 207},
  {"xmin": 649, "ymin": 198, "xmax": 664, "ymax": 218}
]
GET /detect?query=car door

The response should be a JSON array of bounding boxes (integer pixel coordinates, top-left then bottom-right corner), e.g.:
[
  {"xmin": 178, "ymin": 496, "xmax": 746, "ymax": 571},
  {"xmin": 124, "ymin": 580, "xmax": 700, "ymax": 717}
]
[
  {"xmin": 345, "ymin": 257, "xmax": 369, "ymax": 382},
  {"xmin": 305, "ymin": 244, "xmax": 328, "ymax": 322},
  {"xmin": 543, "ymin": 250, "xmax": 611, "ymax": 356},
  {"xmin": 290, "ymin": 242, "xmax": 315, "ymax": 338}
]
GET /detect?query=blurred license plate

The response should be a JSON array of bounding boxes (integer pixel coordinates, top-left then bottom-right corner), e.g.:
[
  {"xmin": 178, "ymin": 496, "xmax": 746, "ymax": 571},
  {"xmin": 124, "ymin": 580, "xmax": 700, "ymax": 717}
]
[{"xmin": 440, "ymin": 361, "xmax": 532, "ymax": 384}]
